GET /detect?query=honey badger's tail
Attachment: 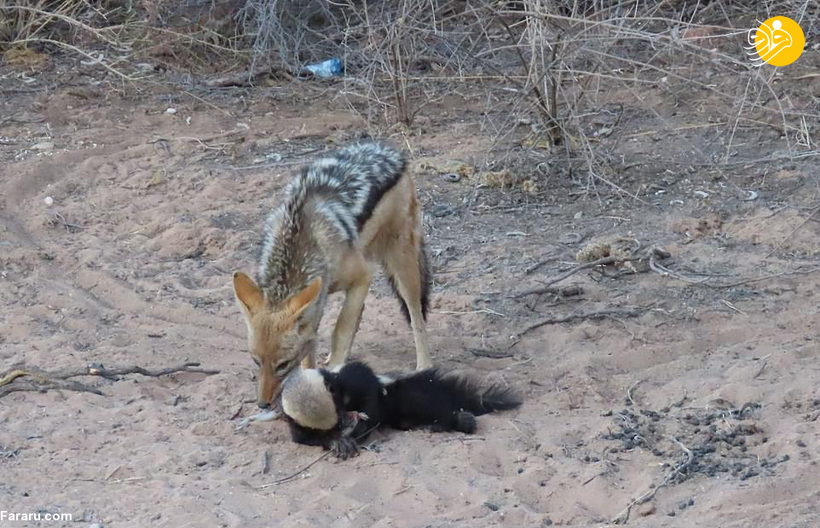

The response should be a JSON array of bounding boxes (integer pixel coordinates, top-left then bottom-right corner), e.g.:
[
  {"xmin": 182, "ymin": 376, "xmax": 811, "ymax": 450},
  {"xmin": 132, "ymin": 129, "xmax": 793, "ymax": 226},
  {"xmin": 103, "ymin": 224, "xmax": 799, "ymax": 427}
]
[
  {"xmin": 382, "ymin": 368, "xmax": 522, "ymax": 434},
  {"xmin": 437, "ymin": 370, "xmax": 522, "ymax": 416}
]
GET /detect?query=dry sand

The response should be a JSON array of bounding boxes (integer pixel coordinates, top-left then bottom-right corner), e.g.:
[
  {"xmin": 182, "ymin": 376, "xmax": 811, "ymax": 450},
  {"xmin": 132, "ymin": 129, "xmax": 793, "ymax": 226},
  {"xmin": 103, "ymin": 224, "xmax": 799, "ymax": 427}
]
[{"xmin": 1, "ymin": 77, "xmax": 820, "ymax": 528}]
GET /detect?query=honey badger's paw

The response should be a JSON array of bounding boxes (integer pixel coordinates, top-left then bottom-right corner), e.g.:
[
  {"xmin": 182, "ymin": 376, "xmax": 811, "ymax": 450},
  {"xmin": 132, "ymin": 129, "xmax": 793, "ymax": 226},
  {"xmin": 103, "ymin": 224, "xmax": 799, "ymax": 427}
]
[
  {"xmin": 454, "ymin": 411, "xmax": 477, "ymax": 434},
  {"xmin": 331, "ymin": 437, "xmax": 359, "ymax": 460}
]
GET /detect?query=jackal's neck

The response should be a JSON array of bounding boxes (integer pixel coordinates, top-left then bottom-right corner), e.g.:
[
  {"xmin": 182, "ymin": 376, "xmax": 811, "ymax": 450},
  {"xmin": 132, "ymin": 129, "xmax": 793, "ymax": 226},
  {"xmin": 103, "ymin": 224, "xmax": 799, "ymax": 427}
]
[{"xmin": 257, "ymin": 198, "xmax": 329, "ymax": 307}]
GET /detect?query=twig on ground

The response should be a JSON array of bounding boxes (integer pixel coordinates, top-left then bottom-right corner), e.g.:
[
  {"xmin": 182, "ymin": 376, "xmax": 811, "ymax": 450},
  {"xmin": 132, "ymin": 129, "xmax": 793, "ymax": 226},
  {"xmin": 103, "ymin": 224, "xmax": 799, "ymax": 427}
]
[
  {"xmin": 0, "ymin": 362, "xmax": 219, "ymax": 399},
  {"xmin": 627, "ymin": 379, "xmax": 645, "ymax": 407},
  {"xmin": 0, "ymin": 378, "xmax": 103, "ymax": 399},
  {"xmin": 649, "ymin": 254, "xmax": 709, "ymax": 284},
  {"xmin": 262, "ymin": 450, "xmax": 271, "ymax": 475},
  {"xmin": 518, "ymin": 305, "xmax": 652, "ymax": 338},
  {"xmin": 469, "ymin": 348, "xmax": 514, "ymax": 360},
  {"xmin": 205, "ymin": 63, "xmax": 293, "ymax": 87},
  {"xmin": 512, "ymin": 256, "xmax": 633, "ymax": 298},
  {"xmin": 752, "ymin": 355, "xmax": 771, "ymax": 380},
  {"xmin": 256, "ymin": 423, "xmax": 381, "ymax": 488},
  {"xmin": 524, "ymin": 253, "xmax": 560, "ymax": 275},
  {"xmin": 47, "ymin": 211, "xmax": 83, "ymax": 232},
  {"xmin": 255, "ymin": 451, "xmax": 332, "ymax": 488},
  {"xmin": 721, "ymin": 299, "xmax": 747, "ymax": 316},
  {"xmin": 706, "ymin": 267, "xmax": 820, "ymax": 289},
  {"xmin": 612, "ymin": 436, "xmax": 695, "ymax": 524},
  {"xmin": 392, "ymin": 485, "xmax": 414, "ymax": 495},
  {"xmin": 765, "ymin": 205, "xmax": 820, "ymax": 258}
]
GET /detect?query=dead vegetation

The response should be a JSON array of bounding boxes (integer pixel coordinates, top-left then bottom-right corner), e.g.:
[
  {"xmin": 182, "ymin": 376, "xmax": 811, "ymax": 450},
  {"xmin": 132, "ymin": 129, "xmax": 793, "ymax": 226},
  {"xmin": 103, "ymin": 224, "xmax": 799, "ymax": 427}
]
[
  {"xmin": 2, "ymin": 1, "xmax": 817, "ymax": 188},
  {"xmin": 0, "ymin": 362, "xmax": 219, "ymax": 399}
]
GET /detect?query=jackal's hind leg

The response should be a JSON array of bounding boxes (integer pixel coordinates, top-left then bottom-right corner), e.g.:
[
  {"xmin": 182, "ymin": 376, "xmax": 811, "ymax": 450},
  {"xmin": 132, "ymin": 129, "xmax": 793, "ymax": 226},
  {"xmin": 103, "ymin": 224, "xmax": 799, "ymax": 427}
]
[
  {"xmin": 382, "ymin": 247, "xmax": 433, "ymax": 370},
  {"xmin": 327, "ymin": 270, "xmax": 372, "ymax": 367}
]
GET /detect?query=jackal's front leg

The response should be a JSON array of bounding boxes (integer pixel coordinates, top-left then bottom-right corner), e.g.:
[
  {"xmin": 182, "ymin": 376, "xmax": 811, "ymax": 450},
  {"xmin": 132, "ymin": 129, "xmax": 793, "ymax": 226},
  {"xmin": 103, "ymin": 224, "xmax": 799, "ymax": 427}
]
[
  {"xmin": 327, "ymin": 274, "xmax": 372, "ymax": 367},
  {"xmin": 300, "ymin": 339, "xmax": 317, "ymax": 370}
]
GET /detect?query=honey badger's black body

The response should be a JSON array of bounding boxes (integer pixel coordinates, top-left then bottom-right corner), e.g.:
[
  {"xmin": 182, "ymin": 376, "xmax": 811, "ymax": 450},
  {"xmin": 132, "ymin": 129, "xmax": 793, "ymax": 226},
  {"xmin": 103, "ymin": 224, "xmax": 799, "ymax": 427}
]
[{"xmin": 282, "ymin": 361, "xmax": 521, "ymax": 458}]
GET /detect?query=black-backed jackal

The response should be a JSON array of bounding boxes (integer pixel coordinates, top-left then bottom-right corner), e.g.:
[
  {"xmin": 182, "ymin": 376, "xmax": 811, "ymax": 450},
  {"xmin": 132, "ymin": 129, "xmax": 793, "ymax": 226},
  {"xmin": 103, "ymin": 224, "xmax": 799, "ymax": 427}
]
[{"xmin": 232, "ymin": 141, "xmax": 433, "ymax": 410}]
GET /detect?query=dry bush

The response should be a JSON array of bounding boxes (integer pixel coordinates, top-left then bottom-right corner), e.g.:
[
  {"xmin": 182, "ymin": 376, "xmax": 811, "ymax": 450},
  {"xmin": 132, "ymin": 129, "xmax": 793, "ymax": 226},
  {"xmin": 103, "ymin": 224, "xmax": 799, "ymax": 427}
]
[
  {"xmin": 187, "ymin": 0, "xmax": 816, "ymax": 195},
  {"xmin": 2, "ymin": 0, "xmax": 816, "ymax": 196},
  {"xmin": 0, "ymin": 0, "xmax": 141, "ymax": 79}
]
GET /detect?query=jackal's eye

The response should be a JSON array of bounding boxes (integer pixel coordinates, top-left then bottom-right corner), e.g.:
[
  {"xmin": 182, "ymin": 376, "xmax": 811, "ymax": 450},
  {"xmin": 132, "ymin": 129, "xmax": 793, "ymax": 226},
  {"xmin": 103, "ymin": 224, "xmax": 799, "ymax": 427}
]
[{"xmin": 275, "ymin": 360, "xmax": 291, "ymax": 376}]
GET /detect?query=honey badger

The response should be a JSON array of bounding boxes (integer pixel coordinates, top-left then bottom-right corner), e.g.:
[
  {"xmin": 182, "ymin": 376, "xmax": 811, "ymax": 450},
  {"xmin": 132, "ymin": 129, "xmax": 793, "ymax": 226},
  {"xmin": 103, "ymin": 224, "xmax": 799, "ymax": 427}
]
[{"xmin": 281, "ymin": 360, "xmax": 522, "ymax": 459}]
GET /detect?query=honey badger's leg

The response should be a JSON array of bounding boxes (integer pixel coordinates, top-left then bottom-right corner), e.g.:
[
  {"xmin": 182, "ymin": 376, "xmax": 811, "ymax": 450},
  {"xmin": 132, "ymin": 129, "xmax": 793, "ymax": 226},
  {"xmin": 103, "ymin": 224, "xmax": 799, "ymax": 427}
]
[
  {"xmin": 382, "ymin": 194, "xmax": 433, "ymax": 370},
  {"xmin": 327, "ymin": 258, "xmax": 373, "ymax": 367}
]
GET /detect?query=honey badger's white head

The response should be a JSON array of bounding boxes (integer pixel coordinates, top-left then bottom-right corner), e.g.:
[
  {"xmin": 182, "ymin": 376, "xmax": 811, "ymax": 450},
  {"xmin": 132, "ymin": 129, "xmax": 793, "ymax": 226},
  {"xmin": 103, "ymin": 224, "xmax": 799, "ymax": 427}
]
[{"xmin": 281, "ymin": 368, "xmax": 338, "ymax": 431}]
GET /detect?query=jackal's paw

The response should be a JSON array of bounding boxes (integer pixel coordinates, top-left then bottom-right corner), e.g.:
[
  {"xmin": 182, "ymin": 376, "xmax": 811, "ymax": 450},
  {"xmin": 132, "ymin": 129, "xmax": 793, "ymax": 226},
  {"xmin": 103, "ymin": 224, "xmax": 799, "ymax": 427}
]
[
  {"xmin": 330, "ymin": 437, "xmax": 359, "ymax": 460},
  {"xmin": 415, "ymin": 359, "xmax": 433, "ymax": 371}
]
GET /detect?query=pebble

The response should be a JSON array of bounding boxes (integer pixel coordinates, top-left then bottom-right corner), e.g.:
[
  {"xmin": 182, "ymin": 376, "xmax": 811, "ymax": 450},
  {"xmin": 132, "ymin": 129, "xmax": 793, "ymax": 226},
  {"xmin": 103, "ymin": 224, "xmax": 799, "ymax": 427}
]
[
  {"xmin": 433, "ymin": 204, "xmax": 454, "ymax": 218},
  {"xmin": 32, "ymin": 141, "xmax": 54, "ymax": 151},
  {"xmin": 638, "ymin": 503, "xmax": 655, "ymax": 517},
  {"xmin": 440, "ymin": 173, "xmax": 461, "ymax": 183},
  {"xmin": 44, "ymin": 196, "xmax": 54, "ymax": 206}
]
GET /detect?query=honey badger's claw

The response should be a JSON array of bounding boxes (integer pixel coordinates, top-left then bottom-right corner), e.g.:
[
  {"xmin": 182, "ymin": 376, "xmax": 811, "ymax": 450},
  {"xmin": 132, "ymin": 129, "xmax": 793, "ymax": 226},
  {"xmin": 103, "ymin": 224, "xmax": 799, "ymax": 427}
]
[
  {"xmin": 340, "ymin": 410, "xmax": 371, "ymax": 436},
  {"xmin": 331, "ymin": 437, "xmax": 359, "ymax": 460}
]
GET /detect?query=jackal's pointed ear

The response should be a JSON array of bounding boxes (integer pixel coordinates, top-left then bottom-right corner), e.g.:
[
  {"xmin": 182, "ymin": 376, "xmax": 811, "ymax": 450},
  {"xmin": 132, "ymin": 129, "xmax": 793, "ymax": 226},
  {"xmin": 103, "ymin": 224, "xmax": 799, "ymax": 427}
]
[
  {"xmin": 233, "ymin": 271, "xmax": 265, "ymax": 316},
  {"xmin": 283, "ymin": 277, "xmax": 323, "ymax": 322}
]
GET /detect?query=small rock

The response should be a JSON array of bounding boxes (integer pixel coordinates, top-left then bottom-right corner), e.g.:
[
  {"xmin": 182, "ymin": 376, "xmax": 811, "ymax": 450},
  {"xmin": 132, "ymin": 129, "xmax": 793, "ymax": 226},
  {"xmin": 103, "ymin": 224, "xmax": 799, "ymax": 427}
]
[
  {"xmin": 44, "ymin": 196, "xmax": 54, "ymax": 206},
  {"xmin": 667, "ymin": 510, "xmax": 676, "ymax": 517},
  {"xmin": 543, "ymin": 518, "xmax": 554, "ymax": 526},
  {"xmin": 797, "ymin": 439, "xmax": 807, "ymax": 448},
  {"xmin": 483, "ymin": 501, "xmax": 499, "ymax": 512},
  {"xmin": 433, "ymin": 204, "xmax": 454, "ymax": 218},
  {"xmin": 440, "ymin": 173, "xmax": 461, "ymax": 183},
  {"xmin": 165, "ymin": 108, "xmax": 177, "ymax": 114},
  {"xmin": 638, "ymin": 503, "xmax": 655, "ymax": 517},
  {"xmin": 32, "ymin": 141, "xmax": 54, "ymax": 151}
]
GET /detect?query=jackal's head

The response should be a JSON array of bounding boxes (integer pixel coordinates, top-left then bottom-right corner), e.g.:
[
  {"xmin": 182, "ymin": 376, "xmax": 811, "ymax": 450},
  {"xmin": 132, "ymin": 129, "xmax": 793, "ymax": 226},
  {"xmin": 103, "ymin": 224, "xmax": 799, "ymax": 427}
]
[{"xmin": 232, "ymin": 271, "xmax": 323, "ymax": 409}]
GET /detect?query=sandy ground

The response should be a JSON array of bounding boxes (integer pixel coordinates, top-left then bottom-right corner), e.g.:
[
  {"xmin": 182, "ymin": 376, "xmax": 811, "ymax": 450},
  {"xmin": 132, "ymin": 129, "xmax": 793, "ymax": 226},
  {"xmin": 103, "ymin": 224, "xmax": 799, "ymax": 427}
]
[{"xmin": 2, "ymin": 58, "xmax": 820, "ymax": 528}]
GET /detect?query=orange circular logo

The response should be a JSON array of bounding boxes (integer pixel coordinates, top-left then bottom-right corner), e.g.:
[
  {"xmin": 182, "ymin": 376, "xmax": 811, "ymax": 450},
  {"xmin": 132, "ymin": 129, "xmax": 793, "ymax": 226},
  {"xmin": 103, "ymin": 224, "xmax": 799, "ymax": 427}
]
[{"xmin": 749, "ymin": 16, "xmax": 805, "ymax": 67}]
